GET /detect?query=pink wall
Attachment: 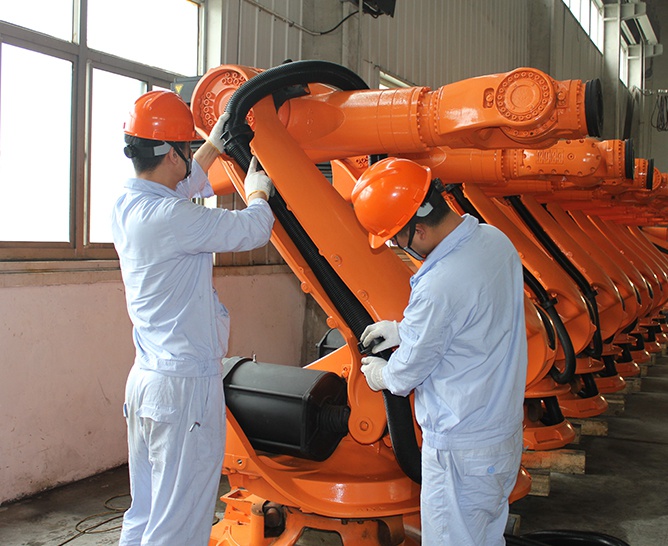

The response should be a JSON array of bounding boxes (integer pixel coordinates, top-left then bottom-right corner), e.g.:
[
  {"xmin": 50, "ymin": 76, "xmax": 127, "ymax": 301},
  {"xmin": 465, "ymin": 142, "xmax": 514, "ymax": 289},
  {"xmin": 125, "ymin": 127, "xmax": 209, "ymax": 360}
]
[
  {"xmin": 0, "ymin": 266, "xmax": 305, "ymax": 505},
  {"xmin": 215, "ymin": 266, "xmax": 306, "ymax": 366}
]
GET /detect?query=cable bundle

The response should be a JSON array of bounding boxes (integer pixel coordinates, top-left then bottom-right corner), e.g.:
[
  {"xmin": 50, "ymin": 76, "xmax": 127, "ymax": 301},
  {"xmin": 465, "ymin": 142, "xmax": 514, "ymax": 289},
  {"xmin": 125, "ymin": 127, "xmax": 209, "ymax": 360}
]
[{"xmin": 651, "ymin": 93, "xmax": 668, "ymax": 131}]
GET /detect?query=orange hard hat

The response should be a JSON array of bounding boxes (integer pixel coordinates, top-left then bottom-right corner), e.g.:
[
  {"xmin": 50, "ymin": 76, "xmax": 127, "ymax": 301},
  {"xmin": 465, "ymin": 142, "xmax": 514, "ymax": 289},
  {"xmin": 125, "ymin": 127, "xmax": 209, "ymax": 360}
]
[
  {"xmin": 351, "ymin": 157, "xmax": 432, "ymax": 249},
  {"xmin": 124, "ymin": 90, "xmax": 198, "ymax": 141}
]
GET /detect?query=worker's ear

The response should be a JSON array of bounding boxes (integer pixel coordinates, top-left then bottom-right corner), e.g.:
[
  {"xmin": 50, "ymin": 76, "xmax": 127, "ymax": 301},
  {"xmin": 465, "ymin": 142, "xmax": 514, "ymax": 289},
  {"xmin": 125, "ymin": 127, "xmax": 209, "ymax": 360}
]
[
  {"xmin": 166, "ymin": 147, "xmax": 180, "ymax": 166},
  {"xmin": 414, "ymin": 223, "xmax": 427, "ymax": 240}
]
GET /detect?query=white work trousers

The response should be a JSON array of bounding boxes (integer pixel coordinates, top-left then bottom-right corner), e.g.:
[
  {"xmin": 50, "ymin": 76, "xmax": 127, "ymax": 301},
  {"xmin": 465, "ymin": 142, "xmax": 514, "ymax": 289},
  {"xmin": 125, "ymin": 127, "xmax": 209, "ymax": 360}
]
[
  {"xmin": 119, "ymin": 365, "xmax": 225, "ymax": 546},
  {"xmin": 420, "ymin": 428, "xmax": 522, "ymax": 546}
]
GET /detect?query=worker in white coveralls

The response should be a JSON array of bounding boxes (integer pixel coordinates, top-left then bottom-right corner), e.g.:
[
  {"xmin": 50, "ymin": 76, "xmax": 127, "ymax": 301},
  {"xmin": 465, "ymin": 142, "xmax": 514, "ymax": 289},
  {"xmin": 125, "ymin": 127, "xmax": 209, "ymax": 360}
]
[
  {"xmin": 112, "ymin": 90, "xmax": 274, "ymax": 545},
  {"xmin": 351, "ymin": 157, "xmax": 527, "ymax": 546}
]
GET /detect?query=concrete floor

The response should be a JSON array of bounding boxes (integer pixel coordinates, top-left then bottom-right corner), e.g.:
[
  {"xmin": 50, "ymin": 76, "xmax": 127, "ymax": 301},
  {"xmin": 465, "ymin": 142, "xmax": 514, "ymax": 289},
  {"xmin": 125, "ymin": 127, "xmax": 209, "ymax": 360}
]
[
  {"xmin": 512, "ymin": 355, "xmax": 668, "ymax": 545},
  {"xmin": 1, "ymin": 359, "xmax": 667, "ymax": 545}
]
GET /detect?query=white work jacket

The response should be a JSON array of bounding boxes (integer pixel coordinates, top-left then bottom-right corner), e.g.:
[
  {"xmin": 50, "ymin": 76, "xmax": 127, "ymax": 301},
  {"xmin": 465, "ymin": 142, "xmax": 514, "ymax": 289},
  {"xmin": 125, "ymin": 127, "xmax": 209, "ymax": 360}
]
[
  {"xmin": 112, "ymin": 161, "xmax": 274, "ymax": 378},
  {"xmin": 383, "ymin": 214, "xmax": 528, "ymax": 450}
]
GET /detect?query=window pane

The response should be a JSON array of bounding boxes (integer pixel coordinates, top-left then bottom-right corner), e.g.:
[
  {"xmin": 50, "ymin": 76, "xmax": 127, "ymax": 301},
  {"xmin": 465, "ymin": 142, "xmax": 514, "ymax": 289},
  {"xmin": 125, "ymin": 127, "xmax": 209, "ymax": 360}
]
[
  {"xmin": 0, "ymin": 0, "xmax": 73, "ymax": 41},
  {"xmin": 0, "ymin": 45, "xmax": 72, "ymax": 242},
  {"xmin": 580, "ymin": 0, "xmax": 590, "ymax": 35},
  {"xmin": 568, "ymin": 0, "xmax": 581, "ymax": 20},
  {"xmin": 591, "ymin": 2, "xmax": 603, "ymax": 52},
  {"xmin": 87, "ymin": 0, "xmax": 199, "ymax": 76},
  {"xmin": 620, "ymin": 41, "xmax": 629, "ymax": 86},
  {"xmin": 89, "ymin": 70, "xmax": 145, "ymax": 243}
]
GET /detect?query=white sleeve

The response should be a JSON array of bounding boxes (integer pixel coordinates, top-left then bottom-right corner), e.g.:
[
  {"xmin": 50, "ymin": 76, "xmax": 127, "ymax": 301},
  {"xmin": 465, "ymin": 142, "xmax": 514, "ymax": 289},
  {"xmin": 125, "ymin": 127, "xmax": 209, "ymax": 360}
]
[
  {"xmin": 174, "ymin": 160, "xmax": 214, "ymax": 199},
  {"xmin": 383, "ymin": 293, "xmax": 452, "ymax": 396},
  {"xmin": 170, "ymin": 198, "xmax": 274, "ymax": 254}
]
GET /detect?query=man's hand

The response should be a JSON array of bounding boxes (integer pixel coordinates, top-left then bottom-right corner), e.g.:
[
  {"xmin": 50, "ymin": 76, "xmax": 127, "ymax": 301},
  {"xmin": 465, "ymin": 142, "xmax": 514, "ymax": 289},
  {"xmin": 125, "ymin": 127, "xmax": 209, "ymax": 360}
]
[
  {"xmin": 203, "ymin": 112, "xmax": 230, "ymax": 154},
  {"xmin": 245, "ymin": 156, "xmax": 274, "ymax": 201},
  {"xmin": 360, "ymin": 320, "xmax": 400, "ymax": 354},
  {"xmin": 360, "ymin": 356, "xmax": 388, "ymax": 391}
]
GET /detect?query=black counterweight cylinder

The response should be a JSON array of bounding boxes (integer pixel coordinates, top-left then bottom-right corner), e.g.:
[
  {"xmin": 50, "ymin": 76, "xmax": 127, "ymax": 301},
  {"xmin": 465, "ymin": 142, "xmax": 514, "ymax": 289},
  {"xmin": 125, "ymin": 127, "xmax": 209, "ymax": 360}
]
[{"xmin": 222, "ymin": 357, "xmax": 350, "ymax": 462}]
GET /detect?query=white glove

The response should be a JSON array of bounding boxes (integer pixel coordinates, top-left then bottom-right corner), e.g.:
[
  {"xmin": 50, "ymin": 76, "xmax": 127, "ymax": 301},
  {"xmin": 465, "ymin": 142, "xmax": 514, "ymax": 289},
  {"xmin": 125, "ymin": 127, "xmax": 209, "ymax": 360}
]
[
  {"xmin": 360, "ymin": 320, "xmax": 401, "ymax": 354},
  {"xmin": 360, "ymin": 356, "xmax": 388, "ymax": 391},
  {"xmin": 245, "ymin": 156, "xmax": 274, "ymax": 201},
  {"xmin": 207, "ymin": 112, "xmax": 230, "ymax": 153}
]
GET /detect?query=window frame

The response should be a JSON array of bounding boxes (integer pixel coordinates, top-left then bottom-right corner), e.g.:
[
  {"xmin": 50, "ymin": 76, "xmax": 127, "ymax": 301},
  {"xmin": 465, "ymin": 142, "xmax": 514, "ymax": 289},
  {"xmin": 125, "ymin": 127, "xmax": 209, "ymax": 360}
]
[
  {"xmin": 619, "ymin": 34, "xmax": 630, "ymax": 88},
  {"xmin": 0, "ymin": 1, "xmax": 199, "ymax": 261},
  {"xmin": 563, "ymin": 0, "xmax": 605, "ymax": 54}
]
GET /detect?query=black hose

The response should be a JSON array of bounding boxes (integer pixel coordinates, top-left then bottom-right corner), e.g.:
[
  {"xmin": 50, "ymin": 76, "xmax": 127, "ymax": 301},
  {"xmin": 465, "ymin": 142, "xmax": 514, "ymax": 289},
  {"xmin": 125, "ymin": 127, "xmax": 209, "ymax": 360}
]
[
  {"xmin": 624, "ymin": 318, "xmax": 638, "ymax": 334},
  {"xmin": 523, "ymin": 270, "xmax": 576, "ymax": 384},
  {"xmin": 585, "ymin": 78, "xmax": 604, "ymax": 138},
  {"xmin": 444, "ymin": 183, "xmax": 485, "ymax": 223},
  {"xmin": 630, "ymin": 332, "xmax": 646, "ymax": 352},
  {"xmin": 535, "ymin": 303, "xmax": 557, "ymax": 351},
  {"xmin": 624, "ymin": 139, "xmax": 635, "ymax": 180},
  {"xmin": 577, "ymin": 373, "xmax": 600, "ymax": 398},
  {"xmin": 542, "ymin": 302, "xmax": 577, "ymax": 384},
  {"xmin": 220, "ymin": 60, "xmax": 421, "ymax": 484},
  {"xmin": 645, "ymin": 158, "xmax": 655, "ymax": 190},
  {"xmin": 644, "ymin": 323, "xmax": 660, "ymax": 342},
  {"xmin": 269, "ymin": 192, "xmax": 372, "ymax": 336},
  {"xmin": 616, "ymin": 342, "xmax": 633, "ymax": 364},
  {"xmin": 445, "ymin": 184, "xmax": 576, "ymax": 384},
  {"xmin": 540, "ymin": 396, "xmax": 566, "ymax": 426},
  {"xmin": 599, "ymin": 354, "xmax": 619, "ymax": 378},
  {"xmin": 523, "ymin": 529, "xmax": 630, "ymax": 546},
  {"xmin": 222, "ymin": 60, "xmax": 368, "ymax": 171},
  {"xmin": 652, "ymin": 243, "xmax": 668, "ymax": 256},
  {"xmin": 505, "ymin": 535, "xmax": 549, "ymax": 546},
  {"xmin": 506, "ymin": 195, "xmax": 603, "ymax": 360},
  {"xmin": 369, "ymin": 154, "xmax": 388, "ymax": 165}
]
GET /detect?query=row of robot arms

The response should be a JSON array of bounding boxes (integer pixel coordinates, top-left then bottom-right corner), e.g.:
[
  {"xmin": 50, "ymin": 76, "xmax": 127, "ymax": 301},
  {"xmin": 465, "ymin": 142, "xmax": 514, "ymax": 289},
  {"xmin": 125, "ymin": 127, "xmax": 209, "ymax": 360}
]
[{"xmin": 185, "ymin": 60, "xmax": 668, "ymax": 545}]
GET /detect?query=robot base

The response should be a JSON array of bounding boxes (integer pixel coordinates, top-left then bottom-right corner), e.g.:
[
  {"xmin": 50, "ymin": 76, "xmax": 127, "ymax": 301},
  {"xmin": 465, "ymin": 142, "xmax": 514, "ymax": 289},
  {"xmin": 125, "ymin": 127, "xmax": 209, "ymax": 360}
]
[{"xmin": 209, "ymin": 488, "xmax": 421, "ymax": 546}]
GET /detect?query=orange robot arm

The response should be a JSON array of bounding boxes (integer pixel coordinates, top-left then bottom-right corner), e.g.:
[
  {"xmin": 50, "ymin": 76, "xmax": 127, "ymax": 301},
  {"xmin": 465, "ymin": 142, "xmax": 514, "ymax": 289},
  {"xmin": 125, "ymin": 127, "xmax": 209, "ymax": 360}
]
[
  {"xmin": 193, "ymin": 63, "xmax": 601, "ymax": 176},
  {"xmin": 408, "ymin": 138, "xmax": 632, "ymax": 193},
  {"xmin": 186, "ymin": 60, "xmax": 602, "ymax": 531},
  {"xmin": 277, "ymin": 69, "xmax": 600, "ymax": 160},
  {"xmin": 327, "ymin": 137, "xmax": 632, "ymax": 205}
]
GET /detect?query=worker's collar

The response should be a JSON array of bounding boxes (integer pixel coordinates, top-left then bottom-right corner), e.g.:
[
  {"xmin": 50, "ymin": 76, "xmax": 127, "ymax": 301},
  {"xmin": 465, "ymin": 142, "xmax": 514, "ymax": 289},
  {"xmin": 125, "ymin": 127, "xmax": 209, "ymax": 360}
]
[
  {"xmin": 410, "ymin": 214, "xmax": 478, "ymax": 286},
  {"xmin": 124, "ymin": 161, "xmax": 205, "ymax": 198},
  {"xmin": 124, "ymin": 177, "xmax": 182, "ymax": 198}
]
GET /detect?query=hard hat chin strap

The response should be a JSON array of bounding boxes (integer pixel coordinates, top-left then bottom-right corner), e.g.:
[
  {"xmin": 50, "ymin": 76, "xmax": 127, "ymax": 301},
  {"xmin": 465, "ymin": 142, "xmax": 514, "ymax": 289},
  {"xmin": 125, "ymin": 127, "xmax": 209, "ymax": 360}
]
[
  {"xmin": 123, "ymin": 141, "xmax": 192, "ymax": 178},
  {"xmin": 169, "ymin": 142, "xmax": 192, "ymax": 179},
  {"xmin": 398, "ymin": 221, "xmax": 426, "ymax": 261},
  {"xmin": 123, "ymin": 141, "xmax": 172, "ymax": 159},
  {"xmin": 396, "ymin": 182, "xmax": 440, "ymax": 261}
]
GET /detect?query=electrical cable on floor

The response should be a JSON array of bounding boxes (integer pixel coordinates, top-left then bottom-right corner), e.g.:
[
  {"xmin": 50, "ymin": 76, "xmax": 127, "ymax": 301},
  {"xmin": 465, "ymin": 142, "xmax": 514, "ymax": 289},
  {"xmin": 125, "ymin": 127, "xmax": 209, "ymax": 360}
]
[{"xmin": 54, "ymin": 494, "xmax": 129, "ymax": 546}]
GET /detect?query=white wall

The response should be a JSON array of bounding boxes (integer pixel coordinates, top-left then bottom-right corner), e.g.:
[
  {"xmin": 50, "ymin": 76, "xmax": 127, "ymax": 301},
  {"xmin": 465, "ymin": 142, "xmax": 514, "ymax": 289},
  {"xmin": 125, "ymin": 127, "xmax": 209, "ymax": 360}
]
[{"xmin": 0, "ymin": 266, "xmax": 304, "ymax": 505}]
